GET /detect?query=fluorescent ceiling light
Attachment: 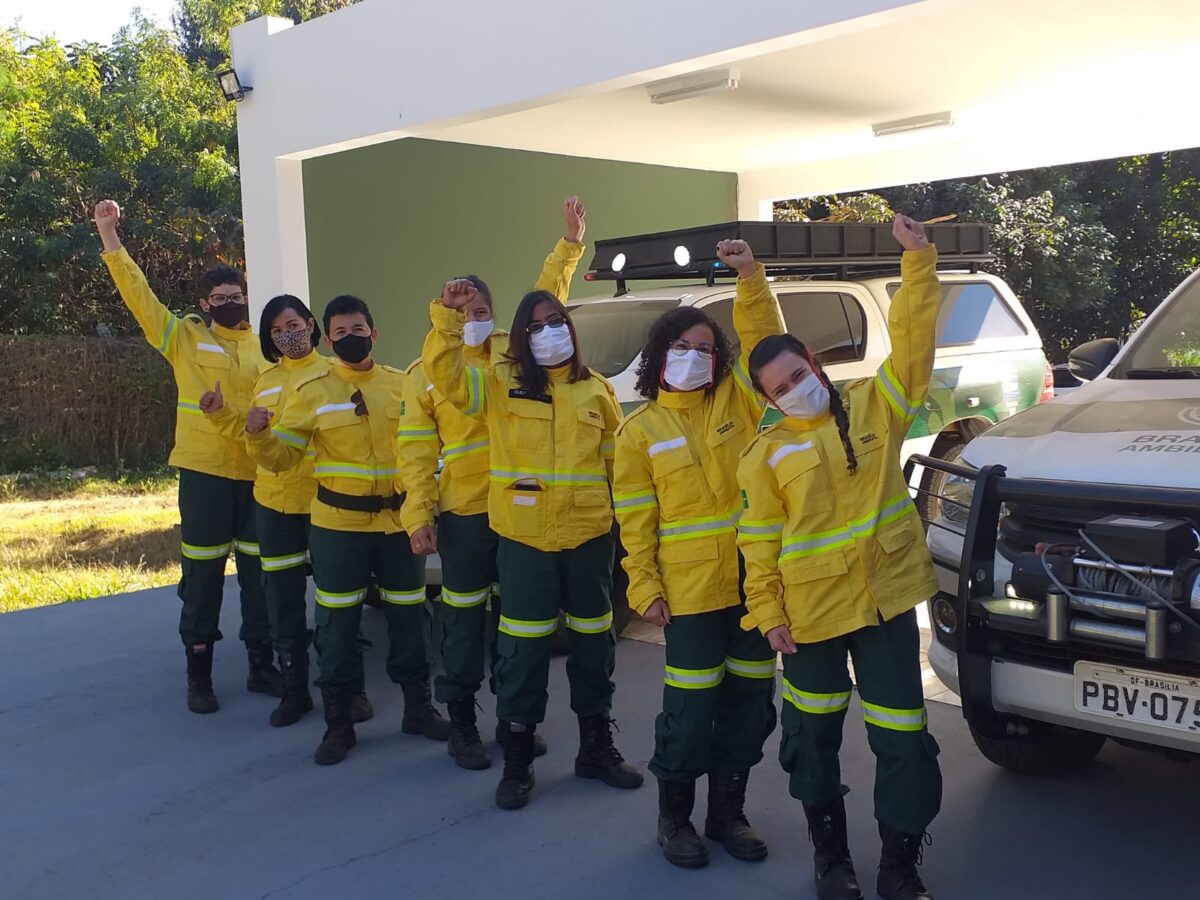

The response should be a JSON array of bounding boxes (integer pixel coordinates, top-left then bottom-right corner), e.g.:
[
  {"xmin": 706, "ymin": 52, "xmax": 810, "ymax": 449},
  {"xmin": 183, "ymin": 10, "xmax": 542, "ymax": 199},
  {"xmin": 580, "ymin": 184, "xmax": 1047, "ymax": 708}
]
[
  {"xmin": 872, "ymin": 111, "xmax": 953, "ymax": 137},
  {"xmin": 647, "ymin": 69, "xmax": 739, "ymax": 105}
]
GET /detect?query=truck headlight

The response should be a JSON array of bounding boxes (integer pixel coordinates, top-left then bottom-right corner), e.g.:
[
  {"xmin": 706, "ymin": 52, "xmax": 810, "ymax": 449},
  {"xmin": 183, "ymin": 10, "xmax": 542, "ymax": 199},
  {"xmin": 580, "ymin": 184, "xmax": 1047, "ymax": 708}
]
[{"xmin": 941, "ymin": 473, "xmax": 975, "ymax": 528}]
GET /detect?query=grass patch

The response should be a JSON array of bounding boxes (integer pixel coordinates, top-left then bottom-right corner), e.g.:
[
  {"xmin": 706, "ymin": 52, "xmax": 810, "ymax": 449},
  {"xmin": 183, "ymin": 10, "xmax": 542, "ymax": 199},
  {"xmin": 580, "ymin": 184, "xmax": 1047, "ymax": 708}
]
[{"xmin": 0, "ymin": 472, "xmax": 229, "ymax": 614}]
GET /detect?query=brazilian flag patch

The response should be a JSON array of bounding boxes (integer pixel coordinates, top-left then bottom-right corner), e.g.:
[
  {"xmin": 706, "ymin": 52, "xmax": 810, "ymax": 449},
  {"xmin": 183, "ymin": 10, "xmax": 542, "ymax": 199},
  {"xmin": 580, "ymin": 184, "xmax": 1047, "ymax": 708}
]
[{"xmin": 741, "ymin": 489, "xmax": 749, "ymax": 510}]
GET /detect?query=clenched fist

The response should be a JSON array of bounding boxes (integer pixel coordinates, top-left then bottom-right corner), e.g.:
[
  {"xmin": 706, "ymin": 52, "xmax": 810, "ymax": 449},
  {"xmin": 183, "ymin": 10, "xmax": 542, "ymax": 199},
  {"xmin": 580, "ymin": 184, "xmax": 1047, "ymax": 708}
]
[
  {"xmin": 716, "ymin": 239, "xmax": 756, "ymax": 279},
  {"xmin": 93, "ymin": 200, "xmax": 122, "ymax": 252},
  {"xmin": 441, "ymin": 278, "xmax": 478, "ymax": 310},
  {"xmin": 245, "ymin": 406, "xmax": 274, "ymax": 435},
  {"xmin": 563, "ymin": 195, "xmax": 586, "ymax": 244},
  {"xmin": 409, "ymin": 525, "xmax": 437, "ymax": 556},
  {"xmin": 892, "ymin": 214, "xmax": 929, "ymax": 252}
]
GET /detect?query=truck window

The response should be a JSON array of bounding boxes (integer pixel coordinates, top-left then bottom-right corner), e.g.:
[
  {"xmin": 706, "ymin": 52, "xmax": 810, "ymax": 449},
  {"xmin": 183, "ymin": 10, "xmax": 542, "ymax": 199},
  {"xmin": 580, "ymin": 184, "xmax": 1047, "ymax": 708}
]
[
  {"xmin": 567, "ymin": 298, "xmax": 681, "ymax": 377},
  {"xmin": 703, "ymin": 292, "xmax": 866, "ymax": 365},
  {"xmin": 887, "ymin": 281, "xmax": 1027, "ymax": 347},
  {"xmin": 1116, "ymin": 277, "xmax": 1200, "ymax": 373}
]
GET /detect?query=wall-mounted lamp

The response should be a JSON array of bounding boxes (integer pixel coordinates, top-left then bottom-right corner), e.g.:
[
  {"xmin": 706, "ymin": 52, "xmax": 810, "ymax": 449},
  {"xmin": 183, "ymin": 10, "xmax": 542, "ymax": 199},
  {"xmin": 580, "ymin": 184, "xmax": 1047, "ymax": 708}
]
[
  {"xmin": 216, "ymin": 69, "xmax": 253, "ymax": 102},
  {"xmin": 647, "ymin": 69, "xmax": 740, "ymax": 105},
  {"xmin": 872, "ymin": 111, "xmax": 953, "ymax": 138}
]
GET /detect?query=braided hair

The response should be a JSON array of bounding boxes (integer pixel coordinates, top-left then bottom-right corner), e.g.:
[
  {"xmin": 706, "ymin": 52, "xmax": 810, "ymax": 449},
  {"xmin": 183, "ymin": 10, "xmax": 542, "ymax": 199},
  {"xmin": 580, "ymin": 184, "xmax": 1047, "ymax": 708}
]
[{"xmin": 747, "ymin": 334, "xmax": 858, "ymax": 475}]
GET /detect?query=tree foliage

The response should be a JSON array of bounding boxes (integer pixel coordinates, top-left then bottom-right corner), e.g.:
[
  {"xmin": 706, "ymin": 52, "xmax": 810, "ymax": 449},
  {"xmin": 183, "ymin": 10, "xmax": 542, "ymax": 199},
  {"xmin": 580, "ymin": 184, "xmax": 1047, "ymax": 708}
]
[
  {"xmin": 777, "ymin": 152, "xmax": 1200, "ymax": 361},
  {"xmin": 0, "ymin": 1, "xmax": 358, "ymax": 336}
]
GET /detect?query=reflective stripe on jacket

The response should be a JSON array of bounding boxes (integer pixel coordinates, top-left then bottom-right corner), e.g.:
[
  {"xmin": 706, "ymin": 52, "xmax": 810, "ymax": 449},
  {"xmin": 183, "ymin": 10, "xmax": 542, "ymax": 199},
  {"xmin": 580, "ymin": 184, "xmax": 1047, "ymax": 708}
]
[
  {"xmin": 736, "ymin": 246, "xmax": 941, "ymax": 644},
  {"xmin": 102, "ymin": 247, "xmax": 266, "ymax": 481},
  {"xmin": 613, "ymin": 263, "xmax": 784, "ymax": 617},
  {"xmin": 247, "ymin": 360, "xmax": 417, "ymax": 534}
]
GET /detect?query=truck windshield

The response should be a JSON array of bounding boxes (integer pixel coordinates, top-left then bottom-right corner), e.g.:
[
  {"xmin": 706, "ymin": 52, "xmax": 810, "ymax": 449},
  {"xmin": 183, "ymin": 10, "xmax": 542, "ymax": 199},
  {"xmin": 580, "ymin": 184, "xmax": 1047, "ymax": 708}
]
[
  {"xmin": 1118, "ymin": 277, "xmax": 1200, "ymax": 376},
  {"xmin": 567, "ymin": 298, "xmax": 681, "ymax": 377}
]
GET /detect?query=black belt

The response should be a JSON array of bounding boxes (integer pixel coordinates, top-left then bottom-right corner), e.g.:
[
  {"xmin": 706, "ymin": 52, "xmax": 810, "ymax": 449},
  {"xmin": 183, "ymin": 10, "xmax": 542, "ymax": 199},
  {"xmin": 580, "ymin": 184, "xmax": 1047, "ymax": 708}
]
[{"xmin": 317, "ymin": 485, "xmax": 405, "ymax": 513}]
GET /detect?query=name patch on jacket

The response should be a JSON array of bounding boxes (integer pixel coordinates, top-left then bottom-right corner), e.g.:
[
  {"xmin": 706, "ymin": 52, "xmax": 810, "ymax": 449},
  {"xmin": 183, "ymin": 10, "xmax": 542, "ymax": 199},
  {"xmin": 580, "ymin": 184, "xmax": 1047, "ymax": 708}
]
[
  {"xmin": 716, "ymin": 419, "xmax": 736, "ymax": 436},
  {"xmin": 583, "ymin": 409, "xmax": 602, "ymax": 423},
  {"xmin": 508, "ymin": 388, "xmax": 552, "ymax": 404},
  {"xmin": 858, "ymin": 432, "xmax": 880, "ymax": 446}
]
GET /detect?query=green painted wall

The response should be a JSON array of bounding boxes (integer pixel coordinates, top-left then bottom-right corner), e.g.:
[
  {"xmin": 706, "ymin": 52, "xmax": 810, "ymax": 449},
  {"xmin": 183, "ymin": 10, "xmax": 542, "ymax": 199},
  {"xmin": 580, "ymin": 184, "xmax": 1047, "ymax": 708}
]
[{"xmin": 302, "ymin": 138, "xmax": 738, "ymax": 366}]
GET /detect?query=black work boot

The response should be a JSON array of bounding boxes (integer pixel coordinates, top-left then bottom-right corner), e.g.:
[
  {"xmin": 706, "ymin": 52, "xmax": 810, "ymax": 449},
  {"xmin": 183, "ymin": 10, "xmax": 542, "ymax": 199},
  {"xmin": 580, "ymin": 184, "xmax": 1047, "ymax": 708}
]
[
  {"xmin": 704, "ymin": 771, "xmax": 768, "ymax": 862},
  {"xmin": 244, "ymin": 640, "xmax": 284, "ymax": 698},
  {"xmin": 350, "ymin": 691, "xmax": 374, "ymax": 723},
  {"xmin": 574, "ymin": 715, "xmax": 644, "ymax": 789},
  {"xmin": 495, "ymin": 725, "xmax": 536, "ymax": 810},
  {"xmin": 877, "ymin": 824, "xmax": 934, "ymax": 900},
  {"xmin": 269, "ymin": 651, "xmax": 313, "ymax": 727},
  {"xmin": 657, "ymin": 779, "xmax": 708, "ymax": 868},
  {"xmin": 803, "ymin": 797, "xmax": 863, "ymax": 900},
  {"xmin": 496, "ymin": 719, "xmax": 547, "ymax": 757},
  {"xmin": 314, "ymin": 689, "xmax": 357, "ymax": 766},
  {"xmin": 185, "ymin": 643, "xmax": 219, "ymax": 715},
  {"xmin": 400, "ymin": 678, "xmax": 450, "ymax": 741},
  {"xmin": 447, "ymin": 699, "xmax": 491, "ymax": 770}
]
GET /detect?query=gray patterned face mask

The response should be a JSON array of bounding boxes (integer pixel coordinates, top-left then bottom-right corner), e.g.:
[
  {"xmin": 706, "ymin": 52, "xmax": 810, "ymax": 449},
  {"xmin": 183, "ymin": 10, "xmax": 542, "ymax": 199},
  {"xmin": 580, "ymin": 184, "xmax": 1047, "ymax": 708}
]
[{"xmin": 272, "ymin": 328, "xmax": 312, "ymax": 359}]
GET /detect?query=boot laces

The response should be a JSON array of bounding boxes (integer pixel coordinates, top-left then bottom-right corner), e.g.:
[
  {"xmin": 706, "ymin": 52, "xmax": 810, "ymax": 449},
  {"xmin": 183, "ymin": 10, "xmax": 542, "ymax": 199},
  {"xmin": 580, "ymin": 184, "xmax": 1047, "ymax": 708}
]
[
  {"xmin": 593, "ymin": 717, "xmax": 626, "ymax": 765},
  {"xmin": 501, "ymin": 730, "xmax": 534, "ymax": 780}
]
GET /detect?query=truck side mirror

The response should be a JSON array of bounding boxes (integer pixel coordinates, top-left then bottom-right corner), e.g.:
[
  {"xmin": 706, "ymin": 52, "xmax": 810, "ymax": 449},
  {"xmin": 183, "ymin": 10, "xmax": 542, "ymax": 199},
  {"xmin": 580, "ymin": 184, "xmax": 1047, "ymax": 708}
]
[{"xmin": 1068, "ymin": 338, "xmax": 1120, "ymax": 382}]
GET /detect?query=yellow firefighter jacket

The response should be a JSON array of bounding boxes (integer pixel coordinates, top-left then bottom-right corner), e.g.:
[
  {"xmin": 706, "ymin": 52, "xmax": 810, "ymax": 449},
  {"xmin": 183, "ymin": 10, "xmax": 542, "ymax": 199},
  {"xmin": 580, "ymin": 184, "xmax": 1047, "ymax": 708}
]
[
  {"xmin": 736, "ymin": 245, "xmax": 941, "ymax": 644},
  {"xmin": 613, "ymin": 263, "xmax": 784, "ymax": 617},
  {"xmin": 101, "ymin": 247, "xmax": 265, "ymax": 481}
]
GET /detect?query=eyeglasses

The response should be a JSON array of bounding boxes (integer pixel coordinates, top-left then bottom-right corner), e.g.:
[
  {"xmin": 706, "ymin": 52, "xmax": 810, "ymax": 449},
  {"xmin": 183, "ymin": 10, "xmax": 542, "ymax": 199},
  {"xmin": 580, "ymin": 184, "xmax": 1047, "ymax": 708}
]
[
  {"xmin": 668, "ymin": 341, "xmax": 715, "ymax": 356},
  {"xmin": 207, "ymin": 291, "xmax": 246, "ymax": 306},
  {"xmin": 526, "ymin": 314, "xmax": 566, "ymax": 335},
  {"xmin": 351, "ymin": 389, "xmax": 368, "ymax": 417}
]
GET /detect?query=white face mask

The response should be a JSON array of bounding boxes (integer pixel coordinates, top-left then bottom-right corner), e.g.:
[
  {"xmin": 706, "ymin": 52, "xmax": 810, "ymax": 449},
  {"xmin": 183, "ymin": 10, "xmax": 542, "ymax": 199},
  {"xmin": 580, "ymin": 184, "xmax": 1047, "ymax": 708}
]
[
  {"xmin": 776, "ymin": 372, "xmax": 831, "ymax": 420},
  {"xmin": 663, "ymin": 349, "xmax": 713, "ymax": 392},
  {"xmin": 463, "ymin": 319, "xmax": 494, "ymax": 348},
  {"xmin": 530, "ymin": 323, "xmax": 575, "ymax": 367}
]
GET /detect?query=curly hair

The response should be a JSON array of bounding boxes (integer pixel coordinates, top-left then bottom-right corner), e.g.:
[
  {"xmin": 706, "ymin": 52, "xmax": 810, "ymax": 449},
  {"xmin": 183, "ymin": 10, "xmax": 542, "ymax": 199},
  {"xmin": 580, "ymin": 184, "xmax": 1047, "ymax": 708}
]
[{"xmin": 634, "ymin": 306, "xmax": 733, "ymax": 400}]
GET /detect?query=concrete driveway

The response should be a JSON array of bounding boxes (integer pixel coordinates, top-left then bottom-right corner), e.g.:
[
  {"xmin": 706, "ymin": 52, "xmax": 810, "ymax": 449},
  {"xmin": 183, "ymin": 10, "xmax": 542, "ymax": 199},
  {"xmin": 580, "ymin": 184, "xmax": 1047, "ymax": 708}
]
[{"xmin": 1, "ymin": 581, "xmax": 1195, "ymax": 899}]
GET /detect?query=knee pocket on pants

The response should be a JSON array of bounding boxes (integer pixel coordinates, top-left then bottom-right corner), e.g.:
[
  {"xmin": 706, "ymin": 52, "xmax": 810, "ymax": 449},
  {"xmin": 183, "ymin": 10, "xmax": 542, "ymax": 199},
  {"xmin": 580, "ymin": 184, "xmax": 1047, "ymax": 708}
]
[{"xmin": 778, "ymin": 712, "xmax": 805, "ymax": 774}]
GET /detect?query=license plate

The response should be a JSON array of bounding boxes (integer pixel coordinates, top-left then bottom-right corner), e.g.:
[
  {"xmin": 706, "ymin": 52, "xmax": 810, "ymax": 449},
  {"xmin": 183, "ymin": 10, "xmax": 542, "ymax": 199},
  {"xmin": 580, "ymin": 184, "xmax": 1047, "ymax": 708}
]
[{"xmin": 1074, "ymin": 662, "xmax": 1200, "ymax": 734}]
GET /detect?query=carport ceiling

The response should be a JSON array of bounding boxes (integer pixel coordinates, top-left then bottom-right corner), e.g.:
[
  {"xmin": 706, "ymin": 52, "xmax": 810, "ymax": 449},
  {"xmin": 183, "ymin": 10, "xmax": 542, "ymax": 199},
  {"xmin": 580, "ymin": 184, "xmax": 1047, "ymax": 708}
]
[{"xmin": 421, "ymin": 0, "xmax": 1200, "ymax": 173}]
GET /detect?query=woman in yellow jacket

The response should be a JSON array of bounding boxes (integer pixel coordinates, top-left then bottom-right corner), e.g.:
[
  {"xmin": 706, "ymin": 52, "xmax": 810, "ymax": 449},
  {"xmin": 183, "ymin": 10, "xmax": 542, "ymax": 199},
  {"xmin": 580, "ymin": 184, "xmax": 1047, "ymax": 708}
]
[
  {"xmin": 94, "ymin": 200, "xmax": 281, "ymax": 715},
  {"xmin": 399, "ymin": 197, "xmax": 587, "ymax": 771},
  {"xmin": 424, "ymin": 261, "xmax": 643, "ymax": 811},
  {"xmin": 737, "ymin": 215, "xmax": 940, "ymax": 900},
  {"xmin": 613, "ymin": 239, "xmax": 783, "ymax": 870}
]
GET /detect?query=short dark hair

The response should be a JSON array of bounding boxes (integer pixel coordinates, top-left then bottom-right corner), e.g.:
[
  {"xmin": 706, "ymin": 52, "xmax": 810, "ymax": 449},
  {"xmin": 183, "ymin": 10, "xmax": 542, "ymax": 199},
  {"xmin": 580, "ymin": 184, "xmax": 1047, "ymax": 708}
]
[
  {"xmin": 199, "ymin": 265, "xmax": 246, "ymax": 296},
  {"xmin": 748, "ymin": 333, "xmax": 858, "ymax": 474},
  {"xmin": 454, "ymin": 274, "xmax": 493, "ymax": 311},
  {"xmin": 504, "ymin": 289, "xmax": 589, "ymax": 394},
  {"xmin": 323, "ymin": 294, "xmax": 373, "ymax": 333},
  {"xmin": 634, "ymin": 305, "xmax": 733, "ymax": 400},
  {"xmin": 259, "ymin": 294, "xmax": 321, "ymax": 363}
]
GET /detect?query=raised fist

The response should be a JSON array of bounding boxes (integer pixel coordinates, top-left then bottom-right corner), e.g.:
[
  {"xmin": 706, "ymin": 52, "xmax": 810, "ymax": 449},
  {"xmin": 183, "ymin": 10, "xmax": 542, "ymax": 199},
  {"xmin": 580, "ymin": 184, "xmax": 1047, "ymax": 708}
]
[
  {"xmin": 716, "ymin": 239, "xmax": 756, "ymax": 278},
  {"xmin": 245, "ymin": 405, "xmax": 274, "ymax": 435},
  {"xmin": 93, "ymin": 200, "xmax": 121, "ymax": 232},
  {"xmin": 441, "ymin": 278, "xmax": 478, "ymax": 310},
  {"xmin": 199, "ymin": 381, "xmax": 224, "ymax": 415},
  {"xmin": 892, "ymin": 214, "xmax": 929, "ymax": 252},
  {"xmin": 563, "ymin": 195, "xmax": 586, "ymax": 244}
]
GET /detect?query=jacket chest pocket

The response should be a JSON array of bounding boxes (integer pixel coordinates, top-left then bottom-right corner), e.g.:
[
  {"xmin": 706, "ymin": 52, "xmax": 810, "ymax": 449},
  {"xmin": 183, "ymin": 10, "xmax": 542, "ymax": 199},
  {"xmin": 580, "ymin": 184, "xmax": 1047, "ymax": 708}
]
[
  {"xmin": 254, "ymin": 385, "xmax": 284, "ymax": 411},
  {"xmin": 650, "ymin": 439, "xmax": 707, "ymax": 519},
  {"xmin": 772, "ymin": 442, "xmax": 834, "ymax": 514},
  {"xmin": 505, "ymin": 398, "xmax": 553, "ymax": 454},
  {"xmin": 316, "ymin": 410, "xmax": 366, "ymax": 462},
  {"xmin": 576, "ymin": 406, "xmax": 604, "ymax": 461},
  {"xmin": 195, "ymin": 346, "xmax": 232, "ymax": 380}
]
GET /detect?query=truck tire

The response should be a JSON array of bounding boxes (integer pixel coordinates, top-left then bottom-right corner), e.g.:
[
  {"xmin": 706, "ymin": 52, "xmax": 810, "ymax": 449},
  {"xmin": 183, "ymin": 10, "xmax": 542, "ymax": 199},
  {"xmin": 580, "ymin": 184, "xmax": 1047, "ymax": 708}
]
[
  {"xmin": 917, "ymin": 441, "xmax": 967, "ymax": 529},
  {"xmin": 968, "ymin": 721, "xmax": 1106, "ymax": 776}
]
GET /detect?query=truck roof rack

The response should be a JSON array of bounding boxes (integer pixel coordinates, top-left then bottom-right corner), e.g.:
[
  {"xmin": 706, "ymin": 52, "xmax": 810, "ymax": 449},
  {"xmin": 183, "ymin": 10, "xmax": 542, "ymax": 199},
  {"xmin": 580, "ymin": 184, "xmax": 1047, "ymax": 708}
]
[{"xmin": 584, "ymin": 220, "xmax": 994, "ymax": 295}]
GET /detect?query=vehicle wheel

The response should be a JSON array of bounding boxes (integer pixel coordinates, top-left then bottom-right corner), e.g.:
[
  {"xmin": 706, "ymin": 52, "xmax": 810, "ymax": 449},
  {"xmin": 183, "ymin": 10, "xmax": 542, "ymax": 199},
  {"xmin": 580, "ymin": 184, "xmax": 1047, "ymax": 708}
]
[
  {"xmin": 968, "ymin": 721, "xmax": 1107, "ymax": 776},
  {"xmin": 917, "ymin": 441, "xmax": 967, "ymax": 529}
]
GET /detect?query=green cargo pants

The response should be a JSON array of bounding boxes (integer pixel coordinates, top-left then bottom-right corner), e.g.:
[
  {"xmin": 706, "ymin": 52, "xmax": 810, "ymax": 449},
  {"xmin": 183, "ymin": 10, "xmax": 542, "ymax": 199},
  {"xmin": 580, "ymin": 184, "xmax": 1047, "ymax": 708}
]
[
  {"xmin": 309, "ymin": 525, "xmax": 430, "ymax": 691},
  {"xmin": 177, "ymin": 468, "xmax": 268, "ymax": 646},
  {"xmin": 779, "ymin": 608, "xmax": 942, "ymax": 836},
  {"xmin": 434, "ymin": 511, "xmax": 500, "ymax": 704},
  {"xmin": 650, "ymin": 600, "xmax": 778, "ymax": 783},
  {"xmin": 255, "ymin": 503, "xmax": 312, "ymax": 656},
  {"xmin": 494, "ymin": 533, "xmax": 616, "ymax": 725}
]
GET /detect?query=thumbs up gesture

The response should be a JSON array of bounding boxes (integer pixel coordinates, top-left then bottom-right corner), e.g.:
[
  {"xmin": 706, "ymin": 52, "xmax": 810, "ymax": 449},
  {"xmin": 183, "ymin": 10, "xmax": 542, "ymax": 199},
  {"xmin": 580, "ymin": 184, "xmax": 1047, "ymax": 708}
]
[
  {"xmin": 200, "ymin": 381, "xmax": 224, "ymax": 415},
  {"xmin": 245, "ymin": 406, "xmax": 274, "ymax": 435}
]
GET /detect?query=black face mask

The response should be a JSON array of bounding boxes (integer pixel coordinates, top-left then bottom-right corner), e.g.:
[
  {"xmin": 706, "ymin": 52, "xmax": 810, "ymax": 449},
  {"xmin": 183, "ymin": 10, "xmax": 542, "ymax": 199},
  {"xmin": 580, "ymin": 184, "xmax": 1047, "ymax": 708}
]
[
  {"xmin": 332, "ymin": 333, "xmax": 372, "ymax": 364},
  {"xmin": 209, "ymin": 303, "xmax": 249, "ymax": 328}
]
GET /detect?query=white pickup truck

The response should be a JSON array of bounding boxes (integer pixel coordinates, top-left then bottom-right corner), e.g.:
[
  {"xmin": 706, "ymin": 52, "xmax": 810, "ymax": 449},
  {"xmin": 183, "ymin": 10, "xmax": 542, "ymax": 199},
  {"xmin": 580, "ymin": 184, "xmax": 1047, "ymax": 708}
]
[{"xmin": 920, "ymin": 265, "xmax": 1200, "ymax": 773}]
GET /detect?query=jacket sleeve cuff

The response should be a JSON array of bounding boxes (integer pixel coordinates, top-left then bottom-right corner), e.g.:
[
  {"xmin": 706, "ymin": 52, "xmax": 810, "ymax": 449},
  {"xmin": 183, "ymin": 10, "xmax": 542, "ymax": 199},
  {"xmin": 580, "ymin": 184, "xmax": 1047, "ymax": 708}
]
[
  {"xmin": 900, "ymin": 245, "xmax": 938, "ymax": 279},
  {"xmin": 554, "ymin": 237, "xmax": 586, "ymax": 262},
  {"xmin": 740, "ymin": 609, "xmax": 788, "ymax": 636},
  {"xmin": 627, "ymin": 581, "xmax": 665, "ymax": 617},
  {"xmin": 430, "ymin": 299, "xmax": 465, "ymax": 334}
]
